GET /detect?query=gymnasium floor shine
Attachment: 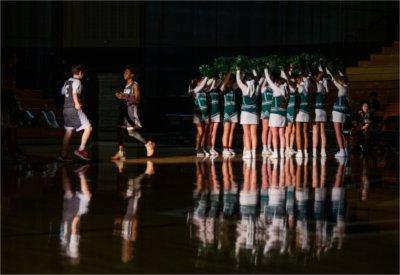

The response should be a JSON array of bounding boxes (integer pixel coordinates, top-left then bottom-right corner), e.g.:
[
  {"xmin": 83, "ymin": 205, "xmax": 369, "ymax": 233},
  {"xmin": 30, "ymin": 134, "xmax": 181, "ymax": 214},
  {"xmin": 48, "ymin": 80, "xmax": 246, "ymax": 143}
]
[{"xmin": 2, "ymin": 145, "xmax": 399, "ymax": 274}]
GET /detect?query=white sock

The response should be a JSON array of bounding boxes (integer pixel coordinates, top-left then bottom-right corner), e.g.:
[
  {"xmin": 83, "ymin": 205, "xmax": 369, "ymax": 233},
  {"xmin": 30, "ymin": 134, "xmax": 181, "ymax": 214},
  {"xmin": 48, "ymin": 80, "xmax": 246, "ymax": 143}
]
[
  {"xmin": 297, "ymin": 150, "xmax": 302, "ymax": 154},
  {"xmin": 280, "ymin": 148, "xmax": 284, "ymax": 156},
  {"xmin": 251, "ymin": 150, "xmax": 256, "ymax": 156},
  {"xmin": 321, "ymin": 148, "xmax": 326, "ymax": 154},
  {"xmin": 79, "ymin": 145, "xmax": 85, "ymax": 151}
]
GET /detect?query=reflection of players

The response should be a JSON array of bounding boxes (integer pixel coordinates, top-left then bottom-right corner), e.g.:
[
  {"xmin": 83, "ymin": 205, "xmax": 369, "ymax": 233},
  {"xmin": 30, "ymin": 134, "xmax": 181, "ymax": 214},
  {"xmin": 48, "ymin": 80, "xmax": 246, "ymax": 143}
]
[
  {"xmin": 113, "ymin": 160, "xmax": 154, "ymax": 263},
  {"xmin": 295, "ymin": 158, "xmax": 310, "ymax": 252},
  {"xmin": 264, "ymin": 159, "xmax": 287, "ymax": 255},
  {"xmin": 59, "ymin": 164, "xmax": 92, "ymax": 264},
  {"xmin": 330, "ymin": 158, "xmax": 346, "ymax": 250},
  {"xmin": 360, "ymin": 156, "xmax": 371, "ymax": 201},
  {"xmin": 236, "ymin": 159, "xmax": 258, "ymax": 258},
  {"xmin": 313, "ymin": 157, "xmax": 328, "ymax": 258},
  {"xmin": 221, "ymin": 156, "xmax": 238, "ymax": 218}
]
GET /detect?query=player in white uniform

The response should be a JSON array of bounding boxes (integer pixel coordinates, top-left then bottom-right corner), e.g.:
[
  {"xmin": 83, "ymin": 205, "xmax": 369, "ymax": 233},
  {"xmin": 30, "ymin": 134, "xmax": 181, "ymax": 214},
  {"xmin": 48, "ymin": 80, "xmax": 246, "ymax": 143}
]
[
  {"xmin": 312, "ymin": 66, "xmax": 329, "ymax": 157},
  {"xmin": 326, "ymin": 68, "xmax": 350, "ymax": 158},
  {"xmin": 59, "ymin": 65, "xmax": 92, "ymax": 162},
  {"xmin": 236, "ymin": 68, "xmax": 262, "ymax": 159},
  {"xmin": 111, "ymin": 67, "xmax": 155, "ymax": 160},
  {"xmin": 264, "ymin": 68, "xmax": 288, "ymax": 159}
]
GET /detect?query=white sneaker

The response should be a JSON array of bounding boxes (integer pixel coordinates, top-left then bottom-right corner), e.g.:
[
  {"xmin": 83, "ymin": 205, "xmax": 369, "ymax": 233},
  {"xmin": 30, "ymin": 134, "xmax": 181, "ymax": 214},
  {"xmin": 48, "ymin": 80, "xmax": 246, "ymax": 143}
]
[
  {"xmin": 262, "ymin": 148, "xmax": 269, "ymax": 156},
  {"xmin": 203, "ymin": 149, "xmax": 210, "ymax": 157},
  {"xmin": 285, "ymin": 149, "xmax": 292, "ymax": 156},
  {"xmin": 295, "ymin": 151, "xmax": 303, "ymax": 158},
  {"xmin": 242, "ymin": 150, "xmax": 252, "ymax": 159},
  {"xmin": 334, "ymin": 150, "xmax": 346, "ymax": 157},
  {"xmin": 270, "ymin": 151, "xmax": 278, "ymax": 159},
  {"xmin": 229, "ymin": 149, "xmax": 235, "ymax": 155},
  {"xmin": 312, "ymin": 151, "xmax": 317, "ymax": 158},
  {"xmin": 251, "ymin": 150, "xmax": 256, "ymax": 159},
  {"xmin": 210, "ymin": 148, "xmax": 219, "ymax": 156},
  {"xmin": 303, "ymin": 151, "xmax": 308, "ymax": 158},
  {"xmin": 222, "ymin": 149, "xmax": 231, "ymax": 156},
  {"xmin": 320, "ymin": 150, "xmax": 327, "ymax": 157}
]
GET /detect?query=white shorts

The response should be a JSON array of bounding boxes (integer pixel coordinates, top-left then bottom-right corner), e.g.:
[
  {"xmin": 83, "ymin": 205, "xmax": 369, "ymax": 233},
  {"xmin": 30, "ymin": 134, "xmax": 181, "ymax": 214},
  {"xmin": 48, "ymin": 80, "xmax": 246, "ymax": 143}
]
[
  {"xmin": 240, "ymin": 111, "xmax": 259, "ymax": 125},
  {"xmin": 314, "ymin": 109, "xmax": 327, "ymax": 122},
  {"xmin": 224, "ymin": 114, "xmax": 238, "ymax": 123},
  {"xmin": 332, "ymin": 111, "xmax": 346, "ymax": 123},
  {"xmin": 193, "ymin": 114, "xmax": 209, "ymax": 124},
  {"xmin": 269, "ymin": 113, "xmax": 286, "ymax": 128},
  {"xmin": 295, "ymin": 111, "xmax": 310, "ymax": 122},
  {"xmin": 210, "ymin": 113, "xmax": 221, "ymax": 123}
]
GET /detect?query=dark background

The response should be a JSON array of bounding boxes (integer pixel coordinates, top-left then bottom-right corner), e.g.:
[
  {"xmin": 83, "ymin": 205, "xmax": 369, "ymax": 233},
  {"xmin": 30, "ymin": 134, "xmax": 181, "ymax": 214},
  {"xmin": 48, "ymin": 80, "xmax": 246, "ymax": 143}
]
[{"xmin": 2, "ymin": 1, "xmax": 399, "ymax": 136}]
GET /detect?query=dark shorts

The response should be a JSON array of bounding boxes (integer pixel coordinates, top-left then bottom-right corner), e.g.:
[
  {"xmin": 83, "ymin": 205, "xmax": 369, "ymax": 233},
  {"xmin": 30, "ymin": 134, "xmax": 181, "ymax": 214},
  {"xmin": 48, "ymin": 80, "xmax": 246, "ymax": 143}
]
[{"xmin": 63, "ymin": 108, "xmax": 91, "ymax": 131}]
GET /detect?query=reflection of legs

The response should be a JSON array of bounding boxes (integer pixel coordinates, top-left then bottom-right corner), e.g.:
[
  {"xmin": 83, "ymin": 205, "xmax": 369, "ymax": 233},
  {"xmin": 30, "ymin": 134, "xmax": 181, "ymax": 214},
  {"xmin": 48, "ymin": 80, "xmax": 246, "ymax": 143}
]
[
  {"xmin": 250, "ymin": 161, "xmax": 257, "ymax": 191},
  {"xmin": 334, "ymin": 163, "xmax": 345, "ymax": 187},
  {"xmin": 312, "ymin": 157, "xmax": 318, "ymax": 188}
]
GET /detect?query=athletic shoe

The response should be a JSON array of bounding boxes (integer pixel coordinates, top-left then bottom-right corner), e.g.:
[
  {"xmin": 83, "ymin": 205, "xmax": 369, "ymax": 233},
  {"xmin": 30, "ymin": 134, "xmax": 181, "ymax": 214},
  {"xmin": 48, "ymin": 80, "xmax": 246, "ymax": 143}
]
[
  {"xmin": 145, "ymin": 141, "xmax": 155, "ymax": 157},
  {"xmin": 210, "ymin": 148, "xmax": 219, "ymax": 156},
  {"xmin": 111, "ymin": 150, "xmax": 126, "ymax": 161},
  {"xmin": 295, "ymin": 151, "xmax": 303, "ymax": 159},
  {"xmin": 58, "ymin": 153, "xmax": 72, "ymax": 162},
  {"xmin": 262, "ymin": 148, "xmax": 270, "ymax": 156},
  {"xmin": 251, "ymin": 150, "xmax": 256, "ymax": 159},
  {"xmin": 290, "ymin": 148, "xmax": 297, "ymax": 154},
  {"xmin": 320, "ymin": 150, "xmax": 327, "ymax": 157},
  {"xmin": 229, "ymin": 149, "xmax": 236, "ymax": 155},
  {"xmin": 285, "ymin": 149, "xmax": 292, "ymax": 156},
  {"xmin": 312, "ymin": 151, "xmax": 318, "ymax": 158},
  {"xmin": 222, "ymin": 149, "xmax": 231, "ymax": 156},
  {"xmin": 242, "ymin": 150, "xmax": 251, "ymax": 159},
  {"xmin": 74, "ymin": 149, "xmax": 91, "ymax": 161},
  {"xmin": 202, "ymin": 149, "xmax": 210, "ymax": 157},
  {"xmin": 196, "ymin": 149, "xmax": 205, "ymax": 157}
]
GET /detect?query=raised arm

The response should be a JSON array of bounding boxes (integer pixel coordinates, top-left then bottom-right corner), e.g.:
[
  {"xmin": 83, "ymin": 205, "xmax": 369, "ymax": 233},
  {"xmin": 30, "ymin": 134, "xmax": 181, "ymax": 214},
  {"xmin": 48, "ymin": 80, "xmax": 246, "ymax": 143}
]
[
  {"xmin": 220, "ymin": 72, "xmax": 231, "ymax": 92},
  {"xmin": 280, "ymin": 70, "xmax": 288, "ymax": 81},
  {"xmin": 338, "ymin": 70, "xmax": 344, "ymax": 76},
  {"xmin": 264, "ymin": 68, "xmax": 279, "ymax": 91},
  {"xmin": 193, "ymin": 77, "xmax": 208, "ymax": 93},
  {"xmin": 326, "ymin": 68, "xmax": 341, "ymax": 89},
  {"xmin": 236, "ymin": 69, "xmax": 247, "ymax": 92},
  {"xmin": 322, "ymin": 78, "xmax": 329, "ymax": 93}
]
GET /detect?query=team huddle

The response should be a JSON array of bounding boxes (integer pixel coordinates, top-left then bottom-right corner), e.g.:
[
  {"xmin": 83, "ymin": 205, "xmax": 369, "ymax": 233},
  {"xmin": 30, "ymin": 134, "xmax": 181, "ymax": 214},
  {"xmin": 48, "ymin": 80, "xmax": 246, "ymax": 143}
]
[
  {"xmin": 58, "ymin": 65, "xmax": 155, "ymax": 162},
  {"xmin": 189, "ymin": 55, "xmax": 350, "ymax": 159}
]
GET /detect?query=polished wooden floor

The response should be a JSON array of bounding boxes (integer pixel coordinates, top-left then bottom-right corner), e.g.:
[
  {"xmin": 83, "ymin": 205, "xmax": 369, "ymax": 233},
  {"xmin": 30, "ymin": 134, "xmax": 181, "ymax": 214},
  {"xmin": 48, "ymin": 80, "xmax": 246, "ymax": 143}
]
[{"xmin": 2, "ymin": 145, "xmax": 399, "ymax": 273}]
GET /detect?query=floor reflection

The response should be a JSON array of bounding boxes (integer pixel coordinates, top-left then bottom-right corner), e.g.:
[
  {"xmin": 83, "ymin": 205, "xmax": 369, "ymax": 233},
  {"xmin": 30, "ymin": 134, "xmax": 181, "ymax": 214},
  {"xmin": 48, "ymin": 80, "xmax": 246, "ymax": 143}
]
[
  {"xmin": 113, "ymin": 160, "xmax": 155, "ymax": 264},
  {"xmin": 188, "ymin": 157, "xmax": 347, "ymax": 267},
  {"xmin": 59, "ymin": 164, "xmax": 92, "ymax": 264}
]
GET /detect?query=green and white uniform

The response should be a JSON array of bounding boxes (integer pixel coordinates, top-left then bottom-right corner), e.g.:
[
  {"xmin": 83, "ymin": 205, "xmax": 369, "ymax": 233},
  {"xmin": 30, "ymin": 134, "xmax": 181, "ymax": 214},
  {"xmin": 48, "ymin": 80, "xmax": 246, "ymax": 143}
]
[
  {"xmin": 331, "ymin": 79, "xmax": 349, "ymax": 123},
  {"xmin": 314, "ymin": 78, "xmax": 328, "ymax": 122},
  {"xmin": 240, "ymin": 81, "xmax": 259, "ymax": 125},
  {"xmin": 295, "ymin": 77, "xmax": 311, "ymax": 122},
  {"xmin": 223, "ymin": 90, "xmax": 238, "ymax": 123},
  {"xmin": 269, "ymin": 83, "xmax": 288, "ymax": 128},
  {"xmin": 208, "ymin": 89, "xmax": 221, "ymax": 123},
  {"xmin": 286, "ymin": 85, "xmax": 298, "ymax": 124},
  {"xmin": 192, "ymin": 90, "xmax": 209, "ymax": 124},
  {"xmin": 260, "ymin": 87, "xmax": 273, "ymax": 120}
]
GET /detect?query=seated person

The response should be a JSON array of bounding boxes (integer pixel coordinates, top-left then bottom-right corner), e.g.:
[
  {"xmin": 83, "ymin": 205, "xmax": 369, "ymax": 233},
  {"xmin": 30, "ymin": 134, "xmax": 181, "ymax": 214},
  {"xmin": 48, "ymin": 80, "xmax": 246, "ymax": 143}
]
[{"xmin": 353, "ymin": 101, "xmax": 374, "ymax": 152}]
